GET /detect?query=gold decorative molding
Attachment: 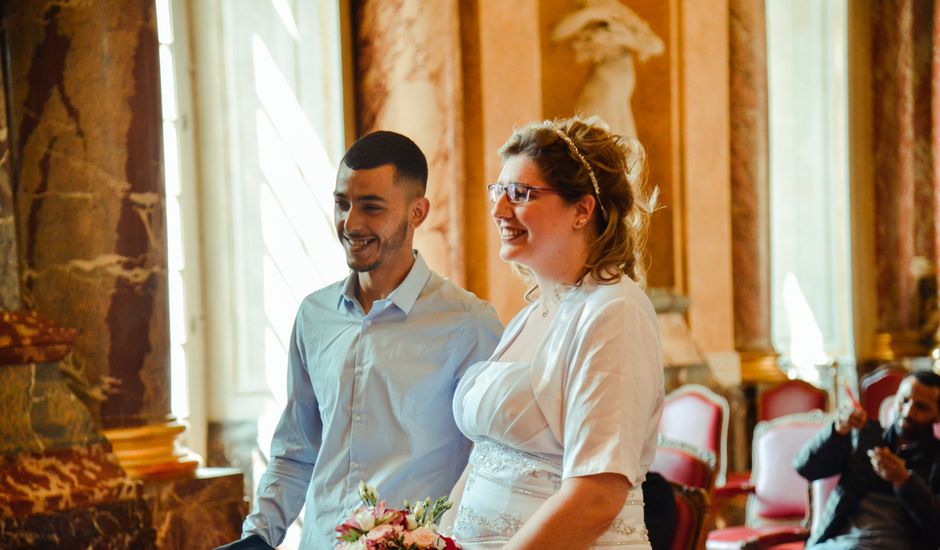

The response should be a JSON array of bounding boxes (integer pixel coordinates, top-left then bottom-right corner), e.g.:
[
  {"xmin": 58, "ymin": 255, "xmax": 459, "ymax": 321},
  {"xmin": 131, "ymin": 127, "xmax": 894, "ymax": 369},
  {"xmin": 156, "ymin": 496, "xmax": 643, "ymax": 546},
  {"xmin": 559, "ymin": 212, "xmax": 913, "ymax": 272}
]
[
  {"xmin": 103, "ymin": 420, "xmax": 200, "ymax": 480},
  {"xmin": 872, "ymin": 331, "xmax": 930, "ymax": 361},
  {"xmin": 738, "ymin": 349, "xmax": 785, "ymax": 384}
]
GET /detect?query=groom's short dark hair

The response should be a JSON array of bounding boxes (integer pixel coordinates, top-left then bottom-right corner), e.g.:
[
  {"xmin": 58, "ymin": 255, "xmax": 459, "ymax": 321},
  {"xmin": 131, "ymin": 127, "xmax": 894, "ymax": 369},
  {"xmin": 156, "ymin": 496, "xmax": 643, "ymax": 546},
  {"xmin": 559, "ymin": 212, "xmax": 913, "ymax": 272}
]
[{"xmin": 340, "ymin": 131, "xmax": 428, "ymax": 197}]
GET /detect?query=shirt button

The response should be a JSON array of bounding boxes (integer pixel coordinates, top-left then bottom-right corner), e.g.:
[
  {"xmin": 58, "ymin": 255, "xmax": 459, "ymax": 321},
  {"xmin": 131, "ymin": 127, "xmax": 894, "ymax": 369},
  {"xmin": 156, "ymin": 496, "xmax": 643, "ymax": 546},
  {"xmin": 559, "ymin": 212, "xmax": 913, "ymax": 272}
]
[
  {"xmin": 364, "ymin": 320, "xmax": 372, "ymax": 326},
  {"xmin": 354, "ymin": 414, "xmax": 362, "ymax": 422}
]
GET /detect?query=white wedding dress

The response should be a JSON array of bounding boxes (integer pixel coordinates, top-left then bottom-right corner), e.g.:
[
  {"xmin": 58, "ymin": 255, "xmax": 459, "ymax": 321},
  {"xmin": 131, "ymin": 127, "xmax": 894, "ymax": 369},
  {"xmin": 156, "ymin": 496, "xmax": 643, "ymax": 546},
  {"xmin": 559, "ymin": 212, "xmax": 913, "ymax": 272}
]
[{"xmin": 450, "ymin": 277, "xmax": 664, "ymax": 549}]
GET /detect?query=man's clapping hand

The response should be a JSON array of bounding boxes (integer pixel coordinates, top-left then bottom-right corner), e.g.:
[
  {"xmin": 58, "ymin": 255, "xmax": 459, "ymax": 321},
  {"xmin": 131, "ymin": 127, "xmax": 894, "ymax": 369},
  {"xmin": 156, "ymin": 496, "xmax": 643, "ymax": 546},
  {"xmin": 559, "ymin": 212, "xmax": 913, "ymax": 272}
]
[
  {"xmin": 835, "ymin": 405, "xmax": 868, "ymax": 436},
  {"xmin": 867, "ymin": 446, "xmax": 910, "ymax": 486}
]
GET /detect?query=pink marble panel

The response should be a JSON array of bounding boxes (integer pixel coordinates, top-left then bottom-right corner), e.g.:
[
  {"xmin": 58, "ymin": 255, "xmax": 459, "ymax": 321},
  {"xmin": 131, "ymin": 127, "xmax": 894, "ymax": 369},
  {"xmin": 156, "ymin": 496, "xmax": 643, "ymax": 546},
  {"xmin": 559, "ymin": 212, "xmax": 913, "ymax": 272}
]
[{"xmin": 355, "ymin": 0, "xmax": 466, "ymax": 284}]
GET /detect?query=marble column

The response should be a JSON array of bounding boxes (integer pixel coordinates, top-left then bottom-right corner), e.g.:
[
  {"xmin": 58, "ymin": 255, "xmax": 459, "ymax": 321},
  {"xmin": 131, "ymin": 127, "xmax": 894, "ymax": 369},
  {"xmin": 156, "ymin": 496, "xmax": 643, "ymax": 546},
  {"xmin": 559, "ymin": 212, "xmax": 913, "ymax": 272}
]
[
  {"xmin": 0, "ymin": 78, "xmax": 20, "ymax": 311},
  {"xmin": 933, "ymin": 0, "xmax": 940, "ymax": 363},
  {"xmin": 3, "ymin": 0, "xmax": 195, "ymax": 477},
  {"xmin": 728, "ymin": 0, "xmax": 782, "ymax": 382},
  {"xmin": 870, "ymin": 0, "xmax": 937, "ymax": 360},
  {"xmin": 355, "ymin": 0, "xmax": 467, "ymax": 285}
]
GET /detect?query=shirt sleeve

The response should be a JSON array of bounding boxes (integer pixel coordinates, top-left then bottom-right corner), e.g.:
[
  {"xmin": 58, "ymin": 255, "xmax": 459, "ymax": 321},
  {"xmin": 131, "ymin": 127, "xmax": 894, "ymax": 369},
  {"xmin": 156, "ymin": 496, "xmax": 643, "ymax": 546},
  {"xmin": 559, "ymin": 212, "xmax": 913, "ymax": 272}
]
[
  {"xmin": 561, "ymin": 296, "xmax": 663, "ymax": 485},
  {"xmin": 242, "ymin": 308, "xmax": 323, "ymax": 546},
  {"xmin": 454, "ymin": 301, "xmax": 503, "ymax": 380}
]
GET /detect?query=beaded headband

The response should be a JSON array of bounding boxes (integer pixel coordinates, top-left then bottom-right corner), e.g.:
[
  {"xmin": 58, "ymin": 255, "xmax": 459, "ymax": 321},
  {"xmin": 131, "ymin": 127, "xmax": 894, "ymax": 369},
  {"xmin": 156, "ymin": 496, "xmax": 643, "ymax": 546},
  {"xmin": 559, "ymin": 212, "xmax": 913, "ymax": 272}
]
[{"xmin": 547, "ymin": 124, "xmax": 609, "ymax": 222}]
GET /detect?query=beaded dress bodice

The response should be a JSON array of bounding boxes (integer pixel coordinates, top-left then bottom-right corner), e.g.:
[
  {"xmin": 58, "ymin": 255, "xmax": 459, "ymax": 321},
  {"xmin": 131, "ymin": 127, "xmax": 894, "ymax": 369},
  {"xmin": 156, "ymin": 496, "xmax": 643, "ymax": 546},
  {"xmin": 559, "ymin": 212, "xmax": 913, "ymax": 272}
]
[{"xmin": 452, "ymin": 359, "xmax": 649, "ymax": 548}]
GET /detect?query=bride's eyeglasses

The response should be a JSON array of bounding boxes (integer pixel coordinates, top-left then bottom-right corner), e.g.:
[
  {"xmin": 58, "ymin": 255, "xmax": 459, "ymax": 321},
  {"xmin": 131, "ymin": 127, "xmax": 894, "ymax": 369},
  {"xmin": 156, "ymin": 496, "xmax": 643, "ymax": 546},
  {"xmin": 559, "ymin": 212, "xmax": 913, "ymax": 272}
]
[{"xmin": 487, "ymin": 182, "xmax": 561, "ymax": 204}]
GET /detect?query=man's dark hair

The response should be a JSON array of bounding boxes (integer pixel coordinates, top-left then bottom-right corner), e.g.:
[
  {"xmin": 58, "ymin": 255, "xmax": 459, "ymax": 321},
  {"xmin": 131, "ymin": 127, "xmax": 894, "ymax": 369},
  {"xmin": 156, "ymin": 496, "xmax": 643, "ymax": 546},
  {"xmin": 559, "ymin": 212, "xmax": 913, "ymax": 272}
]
[
  {"xmin": 340, "ymin": 131, "xmax": 428, "ymax": 196},
  {"xmin": 908, "ymin": 370, "xmax": 940, "ymax": 407}
]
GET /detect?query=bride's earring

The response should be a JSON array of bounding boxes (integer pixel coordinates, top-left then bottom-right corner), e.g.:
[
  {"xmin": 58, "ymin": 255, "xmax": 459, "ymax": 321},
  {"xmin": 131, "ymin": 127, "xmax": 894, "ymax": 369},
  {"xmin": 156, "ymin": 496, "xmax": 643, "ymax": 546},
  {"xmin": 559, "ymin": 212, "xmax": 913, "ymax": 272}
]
[{"xmin": 574, "ymin": 218, "xmax": 586, "ymax": 229}]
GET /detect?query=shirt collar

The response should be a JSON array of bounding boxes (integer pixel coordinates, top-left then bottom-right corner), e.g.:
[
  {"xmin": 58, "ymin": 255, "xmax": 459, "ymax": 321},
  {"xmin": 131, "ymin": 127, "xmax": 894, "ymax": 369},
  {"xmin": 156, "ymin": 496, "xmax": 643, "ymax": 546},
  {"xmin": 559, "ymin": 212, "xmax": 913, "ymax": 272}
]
[{"xmin": 337, "ymin": 251, "xmax": 430, "ymax": 316}]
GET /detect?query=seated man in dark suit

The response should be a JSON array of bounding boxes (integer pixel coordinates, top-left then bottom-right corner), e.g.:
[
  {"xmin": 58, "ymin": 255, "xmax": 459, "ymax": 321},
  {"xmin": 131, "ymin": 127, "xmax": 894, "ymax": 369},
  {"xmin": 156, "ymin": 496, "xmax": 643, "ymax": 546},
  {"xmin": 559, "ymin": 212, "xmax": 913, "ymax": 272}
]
[
  {"xmin": 793, "ymin": 370, "xmax": 940, "ymax": 549},
  {"xmin": 642, "ymin": 471, "xmax": 677, "ymax": 550}
]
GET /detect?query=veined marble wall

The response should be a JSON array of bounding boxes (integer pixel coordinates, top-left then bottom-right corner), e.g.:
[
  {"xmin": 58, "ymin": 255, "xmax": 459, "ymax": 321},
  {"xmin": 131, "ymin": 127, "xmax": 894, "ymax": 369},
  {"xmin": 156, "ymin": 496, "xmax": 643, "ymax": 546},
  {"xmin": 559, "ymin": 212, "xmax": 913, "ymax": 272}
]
[
  {"xmin": 4, "ymin": 0, "xmax": 169, "ymax": 427},
  {"xmin": 356, "ymin": 0, "xmax": 467, "ymax": 285}
]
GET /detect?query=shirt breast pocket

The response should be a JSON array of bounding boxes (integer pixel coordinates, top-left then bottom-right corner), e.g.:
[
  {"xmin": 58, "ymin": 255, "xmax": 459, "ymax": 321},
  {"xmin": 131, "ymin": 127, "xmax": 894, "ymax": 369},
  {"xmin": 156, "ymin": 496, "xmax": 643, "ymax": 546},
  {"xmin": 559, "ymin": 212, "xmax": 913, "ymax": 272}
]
[{"xmin": 386, "ymin": 360, "xmax": 457, "ymax": 437}]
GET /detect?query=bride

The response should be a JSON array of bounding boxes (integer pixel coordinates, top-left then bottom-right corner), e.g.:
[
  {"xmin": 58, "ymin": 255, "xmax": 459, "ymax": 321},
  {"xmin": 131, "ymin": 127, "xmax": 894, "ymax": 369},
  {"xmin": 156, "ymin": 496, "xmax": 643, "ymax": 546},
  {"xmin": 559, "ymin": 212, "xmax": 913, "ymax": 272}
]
[{"xmin": 446, "ymin": 116, "xmax": 663, "ymax": 549}]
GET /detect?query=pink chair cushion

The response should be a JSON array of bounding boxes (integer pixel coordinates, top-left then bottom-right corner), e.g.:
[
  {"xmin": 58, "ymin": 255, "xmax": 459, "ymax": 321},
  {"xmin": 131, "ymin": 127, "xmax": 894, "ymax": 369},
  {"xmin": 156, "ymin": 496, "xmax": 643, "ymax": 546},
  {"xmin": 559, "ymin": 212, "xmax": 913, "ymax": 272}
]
[
  {"xmin": 810, "ymin": 475, "xmax": 839, "ymax": 533},
  {"xmin": 760, "ymin": 381, "xmax": 828, "ymax": 422},
  {"xmin": 706, "ymin": 526, "xmax": 807, "ymax": 549},
  {"xmin": 650, "ymin": 447, "xmax": 712, "ymax": 490},
  {"xmin": 660, "ymin": 393, "xmax": 723, "ymax": 458},
  {"xmin": 752, "ymin": 422, "xmax": 822, "ymax": 519},
  {"xmin": 767, "ymin": 543, "xmax": 805, "ymax": 550}
]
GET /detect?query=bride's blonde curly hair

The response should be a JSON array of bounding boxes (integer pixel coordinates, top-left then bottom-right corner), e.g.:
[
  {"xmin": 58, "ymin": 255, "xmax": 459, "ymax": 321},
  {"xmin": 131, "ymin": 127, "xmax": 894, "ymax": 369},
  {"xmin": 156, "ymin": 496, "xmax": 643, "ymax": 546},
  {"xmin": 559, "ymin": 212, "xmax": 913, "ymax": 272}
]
[{"xmin": 498, "ymin": 115, "xmax": 656, "ymax": 296}]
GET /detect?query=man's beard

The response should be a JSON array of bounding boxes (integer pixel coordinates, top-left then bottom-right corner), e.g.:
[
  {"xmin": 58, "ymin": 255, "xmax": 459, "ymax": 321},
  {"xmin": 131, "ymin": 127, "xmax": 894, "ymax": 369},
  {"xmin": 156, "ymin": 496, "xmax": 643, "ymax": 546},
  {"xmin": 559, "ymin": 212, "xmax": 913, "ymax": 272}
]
[
  {"xmin": 896, "ymin": 416, "xmax": 933, "ymax": 441},
  {"xmin": 347, "ymin": 218, "xmax": 409, "ymax": 273}
]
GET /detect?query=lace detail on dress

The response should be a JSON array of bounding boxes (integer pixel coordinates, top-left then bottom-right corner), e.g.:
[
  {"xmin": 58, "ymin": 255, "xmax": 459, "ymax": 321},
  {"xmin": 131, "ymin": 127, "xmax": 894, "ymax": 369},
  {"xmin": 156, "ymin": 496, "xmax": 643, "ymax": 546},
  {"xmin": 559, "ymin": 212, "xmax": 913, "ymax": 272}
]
[
  {"xmin": 608, "ymin": 519, "xmax": 648, "ymax": 538},
  {"xmin": 453, "ymin": 506, "xmax": 523, "ymax": 542},
  {"xmin": 466, "ymin": 438, "xmax": 562, "ymax": 496}
]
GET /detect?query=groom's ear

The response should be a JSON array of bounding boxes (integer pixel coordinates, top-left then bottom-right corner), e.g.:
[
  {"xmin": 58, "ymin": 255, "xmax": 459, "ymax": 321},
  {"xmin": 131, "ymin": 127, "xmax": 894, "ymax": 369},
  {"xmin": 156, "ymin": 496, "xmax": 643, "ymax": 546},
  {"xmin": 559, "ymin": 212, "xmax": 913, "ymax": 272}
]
[{"xmin": 409, "ymin": 196, "xmax": 430, "ymax": 228}]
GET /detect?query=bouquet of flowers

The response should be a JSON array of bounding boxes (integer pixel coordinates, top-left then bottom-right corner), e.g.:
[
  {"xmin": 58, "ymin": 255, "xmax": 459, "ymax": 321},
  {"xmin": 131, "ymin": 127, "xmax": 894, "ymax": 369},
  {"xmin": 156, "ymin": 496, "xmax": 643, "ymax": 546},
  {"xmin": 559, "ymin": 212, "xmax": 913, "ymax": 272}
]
[{"xmin": 335, "ymin": 481, "xmax": 460, "ymax": 550}]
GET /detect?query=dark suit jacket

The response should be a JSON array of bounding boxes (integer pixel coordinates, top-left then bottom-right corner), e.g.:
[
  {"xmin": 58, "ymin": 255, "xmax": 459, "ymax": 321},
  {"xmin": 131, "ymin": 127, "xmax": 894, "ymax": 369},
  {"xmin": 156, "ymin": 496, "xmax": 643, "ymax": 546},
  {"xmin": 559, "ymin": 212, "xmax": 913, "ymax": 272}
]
[{"xmin": 793, "ymin": 420, "xmax": 940, "ymax": 549}]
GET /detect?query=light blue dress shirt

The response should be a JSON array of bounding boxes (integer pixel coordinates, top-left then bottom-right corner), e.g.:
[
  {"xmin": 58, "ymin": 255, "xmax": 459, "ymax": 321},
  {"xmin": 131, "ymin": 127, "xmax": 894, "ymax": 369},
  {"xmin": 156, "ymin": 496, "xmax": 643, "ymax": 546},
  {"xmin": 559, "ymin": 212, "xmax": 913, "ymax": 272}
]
[{"xmin": 242, "ymin": 253, "xmax": 502, "ymax": 548}]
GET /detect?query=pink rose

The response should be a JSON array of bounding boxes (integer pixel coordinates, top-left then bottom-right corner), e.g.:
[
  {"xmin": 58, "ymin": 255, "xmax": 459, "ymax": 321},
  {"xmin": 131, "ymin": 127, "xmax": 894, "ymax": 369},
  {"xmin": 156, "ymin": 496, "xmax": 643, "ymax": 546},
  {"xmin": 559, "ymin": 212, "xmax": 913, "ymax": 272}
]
[
  {"xmin": 402, "ymin": 526, "xmax": 439, "ymax": 548},
  {"xmin": 365, "ymin": 524, "xmax": 402, "ymax": 541}
]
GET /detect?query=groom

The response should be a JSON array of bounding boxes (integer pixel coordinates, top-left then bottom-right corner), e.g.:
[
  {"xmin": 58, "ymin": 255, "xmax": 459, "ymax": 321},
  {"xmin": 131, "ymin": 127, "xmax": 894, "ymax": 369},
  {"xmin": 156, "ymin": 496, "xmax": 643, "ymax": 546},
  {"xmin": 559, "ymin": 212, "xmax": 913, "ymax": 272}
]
[{"xmin": 221, "ymin": 131, "xmax": 501, "ymax": 549}]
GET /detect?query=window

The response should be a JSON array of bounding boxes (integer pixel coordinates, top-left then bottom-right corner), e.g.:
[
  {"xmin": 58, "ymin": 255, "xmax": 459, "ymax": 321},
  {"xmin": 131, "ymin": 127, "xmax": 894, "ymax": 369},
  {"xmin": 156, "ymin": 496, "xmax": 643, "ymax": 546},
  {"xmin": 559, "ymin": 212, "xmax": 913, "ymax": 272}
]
[
  {"xmin": 184, "ymin": 2, "xmax": 348, "ymax": 545},
  {"xmin": 766, "ymin": 0, "xmax": 854, "ymax": 382},
  {"xmin": 157, "ymin": 0, "xmax": 207, "ymax": 457}
]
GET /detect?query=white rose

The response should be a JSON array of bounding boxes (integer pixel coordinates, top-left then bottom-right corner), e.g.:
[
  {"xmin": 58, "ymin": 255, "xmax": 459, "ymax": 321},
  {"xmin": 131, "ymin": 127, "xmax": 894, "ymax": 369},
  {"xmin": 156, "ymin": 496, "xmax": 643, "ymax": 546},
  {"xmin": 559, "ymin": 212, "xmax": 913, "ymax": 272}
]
[
  {"xmin": 406, "ymin": 513, "xmax": 418, "ymax": 530},
  {"xmin": 355, "ymin": 509, "xmax": 376, "ymax": 531}
]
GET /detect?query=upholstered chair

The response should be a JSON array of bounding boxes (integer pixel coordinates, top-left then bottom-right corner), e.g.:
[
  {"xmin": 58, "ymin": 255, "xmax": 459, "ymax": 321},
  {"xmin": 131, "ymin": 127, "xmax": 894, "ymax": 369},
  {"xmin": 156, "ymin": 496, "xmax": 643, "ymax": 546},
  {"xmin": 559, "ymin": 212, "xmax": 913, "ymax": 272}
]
[
  {"xmin": 650, "ymin": 436, "xmax": 717, "ymax": 491},
  {"xmin": 705, "ymin": 411, "xmax": 831, "ymax": 550},
  {"xmin": 859, "ymin": 364, "xmax": 908, "ymax": 419},
  {"xmin": 757, "ymin": 380, "xmax": 828, "ymax": 423},
  {"xmin": 660, "ymin": 384, "xmax": 730, "ymax": 486},
  {"xmin": 669, "ymin": 482, "xmax": 710, "ymax": 550}
]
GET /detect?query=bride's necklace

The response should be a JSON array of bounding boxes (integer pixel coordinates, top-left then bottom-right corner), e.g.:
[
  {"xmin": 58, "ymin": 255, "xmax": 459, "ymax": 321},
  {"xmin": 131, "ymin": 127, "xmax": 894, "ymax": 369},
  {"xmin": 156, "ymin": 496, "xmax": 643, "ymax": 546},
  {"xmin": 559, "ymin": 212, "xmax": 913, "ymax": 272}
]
[{"xmin": 539, "ymin": 283, "xmax": 575, "ymax": 318}]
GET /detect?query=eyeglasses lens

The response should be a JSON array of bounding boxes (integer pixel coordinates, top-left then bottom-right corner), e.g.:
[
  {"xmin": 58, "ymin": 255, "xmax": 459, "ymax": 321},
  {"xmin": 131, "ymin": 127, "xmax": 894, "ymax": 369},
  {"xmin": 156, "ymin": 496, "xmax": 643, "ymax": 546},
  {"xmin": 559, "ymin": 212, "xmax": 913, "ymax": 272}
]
[
  {"xmin": 488, "ymin": 183, "xmax": 530, "ymax": 204},
  {"xmin": 487, "ymin": 184, "xmax": 500, "ymax": 203}
]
